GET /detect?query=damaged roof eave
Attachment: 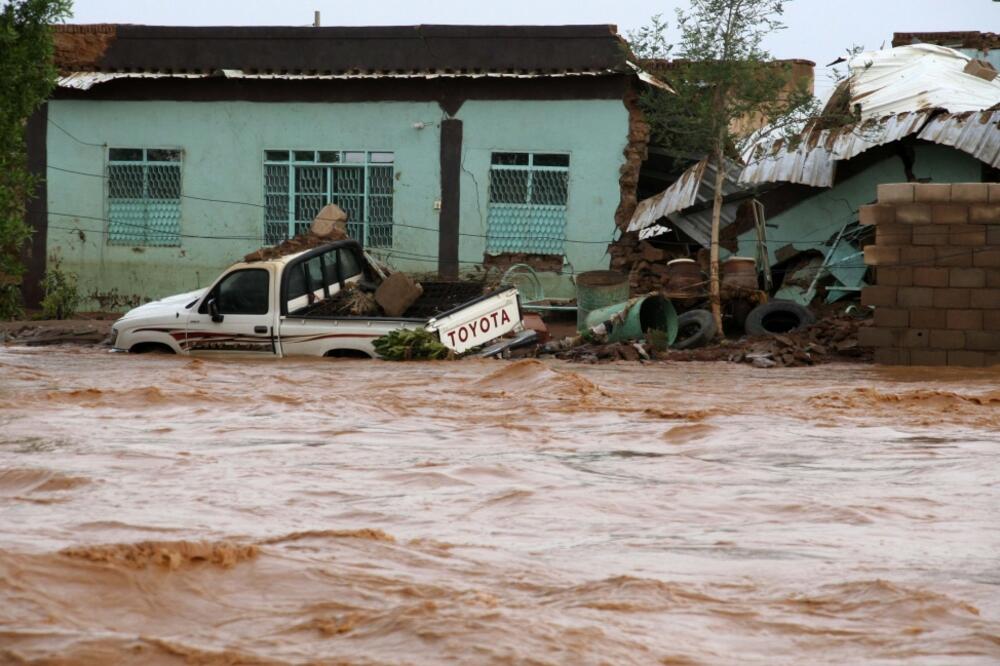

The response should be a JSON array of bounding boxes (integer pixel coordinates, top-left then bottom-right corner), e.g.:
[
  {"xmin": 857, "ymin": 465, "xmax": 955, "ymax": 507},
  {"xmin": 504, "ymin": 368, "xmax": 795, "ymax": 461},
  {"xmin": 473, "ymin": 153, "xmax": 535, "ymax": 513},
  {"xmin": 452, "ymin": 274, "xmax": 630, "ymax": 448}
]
[
  {"xmin": 627, "ymin": 156, "xmax": 746, "ymax": 243},
  {"xmin": 56, "ymin": 68, "xmax": 639, "ymax": 91},
  {"xmin": 626, "ymin": 61, "xmax": 675, "ymax": 93}
]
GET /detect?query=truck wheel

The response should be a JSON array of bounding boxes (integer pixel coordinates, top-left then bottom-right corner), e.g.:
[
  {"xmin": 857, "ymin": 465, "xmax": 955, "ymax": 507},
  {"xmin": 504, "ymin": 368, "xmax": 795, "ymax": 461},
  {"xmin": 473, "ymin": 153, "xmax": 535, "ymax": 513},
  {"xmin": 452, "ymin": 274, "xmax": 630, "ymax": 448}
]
[
  {"xmin": 129, "ymin": 342, "xmax": 176, "ymax": 354},
  {"xmin": 674, "ymin": 309, "xmax": 717, "ymax": 349},
  {"xmin": 744, "ymin": 301, "xmax": 815, "ymax": 336}
]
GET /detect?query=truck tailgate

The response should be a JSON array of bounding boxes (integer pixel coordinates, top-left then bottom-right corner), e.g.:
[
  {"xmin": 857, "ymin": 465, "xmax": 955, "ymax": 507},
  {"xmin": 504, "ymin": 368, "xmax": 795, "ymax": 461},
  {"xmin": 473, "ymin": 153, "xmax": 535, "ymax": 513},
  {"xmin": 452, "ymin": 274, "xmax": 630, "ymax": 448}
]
[{"xmin": 426, "ymin": 288, "xmax": 522, "ymax": 353}]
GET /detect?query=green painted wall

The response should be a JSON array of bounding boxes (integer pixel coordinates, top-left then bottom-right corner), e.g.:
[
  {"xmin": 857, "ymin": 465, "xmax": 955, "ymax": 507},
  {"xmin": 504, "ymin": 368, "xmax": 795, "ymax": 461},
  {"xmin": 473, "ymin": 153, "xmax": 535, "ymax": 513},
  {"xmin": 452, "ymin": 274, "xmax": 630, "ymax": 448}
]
[
  {"xmin": 456, "ymin": 100, "xmax": 628, "ymax": 274},
  {"xmin": 46, "ymin": 97, "xmax": 628, "ymax": 308}
]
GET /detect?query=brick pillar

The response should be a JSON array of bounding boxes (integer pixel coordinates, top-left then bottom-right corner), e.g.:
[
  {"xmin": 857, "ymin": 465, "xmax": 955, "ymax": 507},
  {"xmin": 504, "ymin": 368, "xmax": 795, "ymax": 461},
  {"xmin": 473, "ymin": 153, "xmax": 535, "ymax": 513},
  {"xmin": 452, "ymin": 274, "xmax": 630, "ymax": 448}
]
[{"xmin": 859, "ymin": 182, "xmax": 1000, "ymax": 367}]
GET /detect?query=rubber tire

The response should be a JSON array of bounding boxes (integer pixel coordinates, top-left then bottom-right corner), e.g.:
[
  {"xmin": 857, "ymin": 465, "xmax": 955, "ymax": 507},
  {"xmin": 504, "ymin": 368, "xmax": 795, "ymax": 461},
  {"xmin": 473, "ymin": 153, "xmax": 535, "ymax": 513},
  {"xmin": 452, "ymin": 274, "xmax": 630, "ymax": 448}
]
[
  {"xmin": 674, "ymin": 309, "xmax": 718, "ymax": 350},
  {"xmin": 744, "ymin": 300, "xmax": 816, "ymax": 336}
]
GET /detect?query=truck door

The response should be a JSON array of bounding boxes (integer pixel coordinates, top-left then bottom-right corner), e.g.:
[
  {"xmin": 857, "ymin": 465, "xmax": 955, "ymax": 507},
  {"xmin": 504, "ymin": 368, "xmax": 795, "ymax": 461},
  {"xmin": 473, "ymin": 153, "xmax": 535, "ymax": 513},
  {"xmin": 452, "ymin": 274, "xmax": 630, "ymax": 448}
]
[{"xmin": 185, "ymin": 267, "xmax": 277, "ymax": 356}]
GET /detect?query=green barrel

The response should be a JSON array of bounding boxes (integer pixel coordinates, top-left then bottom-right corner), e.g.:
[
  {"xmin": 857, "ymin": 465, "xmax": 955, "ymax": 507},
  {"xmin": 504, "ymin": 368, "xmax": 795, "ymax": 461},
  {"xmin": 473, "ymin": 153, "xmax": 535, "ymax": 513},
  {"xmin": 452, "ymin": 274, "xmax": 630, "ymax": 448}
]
[
  {"xmin": 584, "ymin": 294, "xmax": 678, "ymax": 345},
  {"xmin": 575, "ymin": 270, "xmax": 630, "ymax": 332}
]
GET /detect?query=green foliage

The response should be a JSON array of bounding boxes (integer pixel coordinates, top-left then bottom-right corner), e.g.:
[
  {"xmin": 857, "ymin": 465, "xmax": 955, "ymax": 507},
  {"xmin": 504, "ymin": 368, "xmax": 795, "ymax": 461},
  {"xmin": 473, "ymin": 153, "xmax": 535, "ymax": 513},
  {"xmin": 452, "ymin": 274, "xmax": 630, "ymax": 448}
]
[
  {"xmin": 40, "ymin": 253, "xmax": 79, "ymax": 319},
  {"xmin": 625, "ymin": 13, "xmax": 672, "ymax": 61},
  {"xmin": 373, "ymin": 328, "xmax": 453, "ymax": 361},
  {"xmin": 629, "ymin": 0, "xmax": 818, "ymax": 158},
  {"xmin": 0, "ymin": 0, "xmax": 72, "ymax": 320}
]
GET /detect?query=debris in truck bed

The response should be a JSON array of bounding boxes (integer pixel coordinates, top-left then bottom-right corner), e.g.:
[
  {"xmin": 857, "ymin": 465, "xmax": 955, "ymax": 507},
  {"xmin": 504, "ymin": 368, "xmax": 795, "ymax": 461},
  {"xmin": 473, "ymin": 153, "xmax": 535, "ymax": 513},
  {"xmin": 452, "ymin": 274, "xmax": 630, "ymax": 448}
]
[
  {"xmin": 401, "ymin": 281, "xmax": 486, "ymax": 319},
  {"xmin": 302, "ymin": 284, "xmax": 380, "ymax": 317},
  {"xmin": 375, "ymin": 272, "xmax": 424, "ymax": 318}
]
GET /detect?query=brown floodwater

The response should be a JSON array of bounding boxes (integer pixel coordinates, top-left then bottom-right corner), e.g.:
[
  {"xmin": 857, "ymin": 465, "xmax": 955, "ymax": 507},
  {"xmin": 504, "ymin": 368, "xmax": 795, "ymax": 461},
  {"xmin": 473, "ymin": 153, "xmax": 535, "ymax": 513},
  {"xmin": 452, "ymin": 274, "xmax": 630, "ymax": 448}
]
[{"xmin": 1, "ymin": 346, "xmax": 999, "ymax": 665}]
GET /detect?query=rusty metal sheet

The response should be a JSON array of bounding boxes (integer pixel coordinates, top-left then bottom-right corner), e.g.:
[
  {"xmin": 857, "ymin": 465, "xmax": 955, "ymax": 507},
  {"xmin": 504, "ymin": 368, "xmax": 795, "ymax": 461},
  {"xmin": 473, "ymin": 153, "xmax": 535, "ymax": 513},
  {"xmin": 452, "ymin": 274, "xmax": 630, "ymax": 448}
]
[
  {"xmin": 627, "ymin": 157, "xmax": 745, "ymax": 246},
  {"xmin": 917, "ymin": 109, "xmax": 1000, "ymax": 168},
  {"xmin": 739, "ymin": 111, "xmax": 936, "ymax": 188}
]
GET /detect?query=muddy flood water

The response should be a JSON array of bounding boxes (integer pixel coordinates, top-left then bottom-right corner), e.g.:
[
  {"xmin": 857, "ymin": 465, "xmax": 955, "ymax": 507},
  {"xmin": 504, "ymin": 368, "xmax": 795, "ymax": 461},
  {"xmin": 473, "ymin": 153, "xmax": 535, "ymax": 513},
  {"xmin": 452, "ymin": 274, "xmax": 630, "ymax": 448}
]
[{"xmin": 1, "ymin": 346, "xmax": 1000, "ymax": 665}]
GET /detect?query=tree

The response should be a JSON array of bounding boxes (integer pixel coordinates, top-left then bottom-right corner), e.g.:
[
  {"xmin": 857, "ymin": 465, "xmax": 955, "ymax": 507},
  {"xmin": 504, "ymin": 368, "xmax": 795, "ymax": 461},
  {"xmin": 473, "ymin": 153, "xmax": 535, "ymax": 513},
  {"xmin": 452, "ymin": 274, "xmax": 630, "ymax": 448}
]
[
  {"xmin": 628, "ymin": 0, "xmax": 815, "ymax": 336},
  {"xmin": 0, "ymin": 0, "xmax": 71, "ymax": 319}
]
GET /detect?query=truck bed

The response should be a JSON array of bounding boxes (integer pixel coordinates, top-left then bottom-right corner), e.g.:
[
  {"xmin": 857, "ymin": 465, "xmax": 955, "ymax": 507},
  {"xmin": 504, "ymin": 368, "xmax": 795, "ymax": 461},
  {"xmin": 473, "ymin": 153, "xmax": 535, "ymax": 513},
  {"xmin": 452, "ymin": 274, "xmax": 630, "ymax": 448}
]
[{"xmin": 296, "ymin": 281, "xmax": 486, "ymax": 321}]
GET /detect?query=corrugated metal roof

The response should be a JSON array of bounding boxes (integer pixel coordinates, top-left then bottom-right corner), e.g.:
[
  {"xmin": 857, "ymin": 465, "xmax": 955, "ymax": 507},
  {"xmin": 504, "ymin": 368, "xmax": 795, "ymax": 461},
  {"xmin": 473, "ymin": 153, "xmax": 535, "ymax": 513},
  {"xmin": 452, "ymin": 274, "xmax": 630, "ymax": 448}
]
[
  {"xmin": 917, "ymin": 108, "xmax": 1000, "ymax": 168},
  {"xmin": 848, "ymin": 44, "xmax": 1000, "ymax": 120},
  {"xmin": 627, "ymin": 157, "xmax": 745, "ymax": 246},
  {"xmin": 739, "ymin": 111, "xmax": 935, "ymax": 187}
]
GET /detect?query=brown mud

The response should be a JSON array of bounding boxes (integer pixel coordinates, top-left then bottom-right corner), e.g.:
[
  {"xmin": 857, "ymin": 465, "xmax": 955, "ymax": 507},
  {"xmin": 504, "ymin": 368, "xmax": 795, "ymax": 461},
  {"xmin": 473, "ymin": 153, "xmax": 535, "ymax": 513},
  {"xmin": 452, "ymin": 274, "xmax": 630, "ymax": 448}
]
[{"xmin": 1, "ymin": 346, "xmax": 999, "ymax": 664}]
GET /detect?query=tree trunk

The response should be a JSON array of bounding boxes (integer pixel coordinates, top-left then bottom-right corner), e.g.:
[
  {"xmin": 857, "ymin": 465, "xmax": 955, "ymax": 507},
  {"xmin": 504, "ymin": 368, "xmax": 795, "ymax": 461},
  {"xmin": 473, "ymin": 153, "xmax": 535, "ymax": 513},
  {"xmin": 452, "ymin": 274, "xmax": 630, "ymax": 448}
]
[{"xmin": 708, "ymin": 146, "xmax": 726, "ymax": 338}]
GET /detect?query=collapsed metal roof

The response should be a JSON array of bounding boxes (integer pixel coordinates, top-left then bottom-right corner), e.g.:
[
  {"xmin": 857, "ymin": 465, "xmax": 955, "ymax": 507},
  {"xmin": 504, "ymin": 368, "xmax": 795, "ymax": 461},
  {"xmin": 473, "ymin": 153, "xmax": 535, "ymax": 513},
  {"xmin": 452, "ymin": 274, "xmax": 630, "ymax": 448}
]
[
  {"xmin": 739, "ymin": 110, "xmax": 936, "ymax": 187},
  {"xmin": 848, "ymin": 44, "xmax": 1000, "ymax": 120},
  {"xmin": 917, "ymin": 108, "xmax": 1000, "ymax": 168},
  {"xmin": 626, "ymin": 157, "xmax": 745, "ymax": 245}
]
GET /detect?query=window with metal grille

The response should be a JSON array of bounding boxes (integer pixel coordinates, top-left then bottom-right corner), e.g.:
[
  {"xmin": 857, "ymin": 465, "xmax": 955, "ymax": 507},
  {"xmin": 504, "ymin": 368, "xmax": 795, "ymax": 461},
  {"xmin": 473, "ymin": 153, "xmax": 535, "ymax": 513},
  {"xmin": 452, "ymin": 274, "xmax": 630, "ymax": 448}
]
[
  {"xmin": 107, "ymin": 148, "xmax": 182, "ymax": 246},
  {"xmin": 263, "ymin": 150, "xmax": 395, "ymax": 248},
  {"xmin": 486, "ymin": 152, "xmax": 569, "ymax": 256}
]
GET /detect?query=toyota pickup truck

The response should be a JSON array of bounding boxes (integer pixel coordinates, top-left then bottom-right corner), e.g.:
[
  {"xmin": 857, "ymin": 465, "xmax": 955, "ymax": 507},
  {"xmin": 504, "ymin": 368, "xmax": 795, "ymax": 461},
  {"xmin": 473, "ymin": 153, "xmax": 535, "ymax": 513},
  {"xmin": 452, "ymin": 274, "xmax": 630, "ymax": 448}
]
[{"xmin": 110, "ymin": 240, "xmax": 523, "ymax": 358}]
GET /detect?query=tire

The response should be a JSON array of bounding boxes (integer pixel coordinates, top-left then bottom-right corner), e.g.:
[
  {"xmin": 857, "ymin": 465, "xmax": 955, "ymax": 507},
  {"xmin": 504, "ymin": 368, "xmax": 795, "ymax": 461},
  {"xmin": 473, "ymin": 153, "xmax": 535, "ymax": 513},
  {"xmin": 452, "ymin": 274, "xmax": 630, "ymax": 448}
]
[
  {"xmin": 673, "ymin": 309, "xmax": 717, "ymax": 350},
  {"xmin": 744, "ymin": 300, "xmax": 816, "ymax": 336}
]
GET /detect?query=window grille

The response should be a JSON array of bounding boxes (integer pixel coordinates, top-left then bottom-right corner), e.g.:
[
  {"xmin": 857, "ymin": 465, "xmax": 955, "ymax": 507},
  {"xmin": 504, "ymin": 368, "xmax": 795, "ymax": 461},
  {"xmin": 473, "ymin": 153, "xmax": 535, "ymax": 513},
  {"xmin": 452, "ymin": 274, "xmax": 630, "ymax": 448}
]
[
  {"xmin": 107, "ymin": 148, "xmax": 182, "ymax": 246},
  {"xmin": 486, "ymin": 152, "xmax": 569, "ymax": 255},
  {"xmin": 263, "ymin": 150, "xmax": 395, "ymax": 248}
]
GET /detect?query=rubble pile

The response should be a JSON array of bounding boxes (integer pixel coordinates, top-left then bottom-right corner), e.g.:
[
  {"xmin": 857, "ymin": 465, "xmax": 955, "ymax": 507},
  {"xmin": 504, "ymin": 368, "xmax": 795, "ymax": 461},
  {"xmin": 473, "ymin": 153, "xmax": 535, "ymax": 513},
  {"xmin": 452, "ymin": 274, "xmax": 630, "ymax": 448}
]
[
  {"xmin": 610, "ymin": 238, "xmax": 694, "ymax": 293},
  {"xmin": 550, "ymin": 312, "xmax": 872, "ymax": 367},
  {"xmin": 244, "ymin": 204, "xmax": 349, "ymax": 263},
  {"xmin": 552, "ymin": 341, "xmax": 651, "ymax": 363},
  {"xmin": 665, "ymin": 313, "xmax": 873, "ymax": 367},
  {"xmin": 243, "ymin": 231, "xmax": 341, "ymax": 263}
]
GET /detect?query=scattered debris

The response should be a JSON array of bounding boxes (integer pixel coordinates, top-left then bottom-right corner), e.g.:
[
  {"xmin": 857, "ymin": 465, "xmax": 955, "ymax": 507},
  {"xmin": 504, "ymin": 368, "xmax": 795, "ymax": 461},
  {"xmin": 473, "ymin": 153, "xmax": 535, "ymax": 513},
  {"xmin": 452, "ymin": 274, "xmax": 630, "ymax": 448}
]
[
  {"xmin": 1, "ymin": 322, "xmax": 112, "ymax": 346},
  {"xmin": 374, "ymin": 272, "xmax": 424, "ymax": 318},
  {"xmin": 547, "ymin": 309, "xmax": 870, "ymax": 368},
  {"xmin": 244, "ymin": 204, "xmax": 349, "ymax": 262},
  {"xmin": 305, "ymin": 284, "xmax": 380, "ymax": 317}
]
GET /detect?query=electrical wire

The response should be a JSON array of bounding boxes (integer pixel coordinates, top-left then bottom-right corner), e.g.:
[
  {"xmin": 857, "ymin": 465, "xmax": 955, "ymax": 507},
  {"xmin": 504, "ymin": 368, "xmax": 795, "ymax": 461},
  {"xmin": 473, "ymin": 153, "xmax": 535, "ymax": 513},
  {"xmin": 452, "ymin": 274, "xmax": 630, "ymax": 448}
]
[{"xmin": 45, "ymin": 161, "xmax": 876, "ymax": 248}]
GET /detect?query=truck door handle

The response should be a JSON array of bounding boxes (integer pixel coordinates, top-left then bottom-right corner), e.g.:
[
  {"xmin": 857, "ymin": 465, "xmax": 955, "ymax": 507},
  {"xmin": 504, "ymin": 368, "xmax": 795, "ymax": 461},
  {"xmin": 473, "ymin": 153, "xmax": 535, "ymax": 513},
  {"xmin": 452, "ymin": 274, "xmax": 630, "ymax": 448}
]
[{"xmin": 254, "ymin": 326, "xmax": 268, "ymax": 334}]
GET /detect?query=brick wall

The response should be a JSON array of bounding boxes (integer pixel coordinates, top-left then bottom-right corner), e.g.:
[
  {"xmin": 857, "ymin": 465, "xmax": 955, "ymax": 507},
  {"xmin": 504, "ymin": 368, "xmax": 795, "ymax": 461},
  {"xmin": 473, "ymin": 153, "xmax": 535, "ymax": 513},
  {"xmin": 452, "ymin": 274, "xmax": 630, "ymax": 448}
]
[{"xmin": 859, "ymin": 182, "xmax": 1000, "ymax": 367}]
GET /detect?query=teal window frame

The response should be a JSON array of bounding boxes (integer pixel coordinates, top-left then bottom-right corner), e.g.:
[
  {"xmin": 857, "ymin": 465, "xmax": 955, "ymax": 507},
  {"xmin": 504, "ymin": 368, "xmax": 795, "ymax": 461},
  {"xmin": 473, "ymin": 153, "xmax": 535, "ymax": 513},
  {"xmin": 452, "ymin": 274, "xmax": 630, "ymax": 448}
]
[
  {"xmin": 486, "ymin": 152, "xmax": 570, "ymax": 256},
  {"xmin": 263, "ymin": 150, "xmax": 395, "ymax": 248},
  {"xmin": 106, "ymin": 147, "xmax": 183, "ymax": 247}
]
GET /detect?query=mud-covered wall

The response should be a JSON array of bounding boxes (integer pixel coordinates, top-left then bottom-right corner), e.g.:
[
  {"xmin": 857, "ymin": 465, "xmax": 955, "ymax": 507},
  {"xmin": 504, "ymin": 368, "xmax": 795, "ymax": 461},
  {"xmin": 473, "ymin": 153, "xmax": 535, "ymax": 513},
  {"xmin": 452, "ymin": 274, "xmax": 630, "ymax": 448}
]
[
  {"xmin": 608, "ymin": 87, "xmax": 651, "ymax": 289},
  {"xmin": 860, "ymin": 182, "xmax": 1000, "ymax": 367}
]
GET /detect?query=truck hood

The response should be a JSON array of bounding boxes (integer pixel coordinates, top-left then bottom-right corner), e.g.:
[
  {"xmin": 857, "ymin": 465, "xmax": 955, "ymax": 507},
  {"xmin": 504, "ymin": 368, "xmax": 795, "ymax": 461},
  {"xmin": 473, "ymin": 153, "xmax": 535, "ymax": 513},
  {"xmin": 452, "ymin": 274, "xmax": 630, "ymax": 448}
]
[{"xmin": 118, "ymin": 288, "xmax": 206, "ymax": 323}]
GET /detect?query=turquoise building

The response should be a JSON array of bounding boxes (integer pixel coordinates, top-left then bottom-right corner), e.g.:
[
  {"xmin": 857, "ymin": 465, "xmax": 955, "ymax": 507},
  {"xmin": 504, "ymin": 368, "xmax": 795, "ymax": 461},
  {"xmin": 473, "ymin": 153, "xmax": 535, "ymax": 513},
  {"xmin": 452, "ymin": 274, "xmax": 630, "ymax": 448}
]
[{"xmin": 26, "ymin": 24, "xmax": 659, "ymax": 309}]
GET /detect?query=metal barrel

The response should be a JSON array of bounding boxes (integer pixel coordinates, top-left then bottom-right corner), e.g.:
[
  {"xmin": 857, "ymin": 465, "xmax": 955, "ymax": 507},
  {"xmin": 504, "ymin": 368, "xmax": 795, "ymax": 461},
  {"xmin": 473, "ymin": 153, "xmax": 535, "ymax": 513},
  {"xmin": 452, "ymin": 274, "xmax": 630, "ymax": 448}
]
[
  {"xmin": 575, "ymin": 270, "xmax": 629, "ymax": 332},
  {"xmin": 584, "ymin": 294, "xmax": 678, "ymax": 345}
]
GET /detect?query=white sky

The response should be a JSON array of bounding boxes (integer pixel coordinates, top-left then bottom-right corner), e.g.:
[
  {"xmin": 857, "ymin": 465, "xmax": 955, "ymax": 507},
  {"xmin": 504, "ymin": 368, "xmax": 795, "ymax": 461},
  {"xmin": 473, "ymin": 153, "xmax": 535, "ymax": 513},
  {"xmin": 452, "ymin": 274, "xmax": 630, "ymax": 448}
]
[{"xmin": 68, "ymin": 0, "xmax": 1000, "ymax": 99}]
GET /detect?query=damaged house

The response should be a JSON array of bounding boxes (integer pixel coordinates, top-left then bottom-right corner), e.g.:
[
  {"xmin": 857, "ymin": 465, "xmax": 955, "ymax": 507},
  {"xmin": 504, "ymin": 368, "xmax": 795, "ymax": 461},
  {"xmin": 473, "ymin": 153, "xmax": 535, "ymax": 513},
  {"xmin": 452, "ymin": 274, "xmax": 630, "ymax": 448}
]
[
  {"xmin": 625, "ymin": 36, "xmax": 1000, "ymax": 307},
  {"xmin": 25, "ymin": 24, "xmax": 668, "ymax": 308}
]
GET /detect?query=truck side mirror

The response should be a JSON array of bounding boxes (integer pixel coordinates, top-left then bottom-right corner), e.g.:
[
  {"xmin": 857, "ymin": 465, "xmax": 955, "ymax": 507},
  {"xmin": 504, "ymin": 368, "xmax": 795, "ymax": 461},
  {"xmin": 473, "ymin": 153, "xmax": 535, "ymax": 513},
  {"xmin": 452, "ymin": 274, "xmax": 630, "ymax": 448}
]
[{"xmin": 208, "ymin": 298, "xmax": 224, "ymax": 323}]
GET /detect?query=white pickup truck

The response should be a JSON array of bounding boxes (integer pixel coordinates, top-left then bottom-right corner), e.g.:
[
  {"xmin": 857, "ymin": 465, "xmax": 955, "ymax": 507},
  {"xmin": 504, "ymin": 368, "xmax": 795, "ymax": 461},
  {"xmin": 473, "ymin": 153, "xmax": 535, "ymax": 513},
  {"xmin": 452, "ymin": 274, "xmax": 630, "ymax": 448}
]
[{"xmin": 110, "ymin": 240, "xmax": 523, "ymax": 358}]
